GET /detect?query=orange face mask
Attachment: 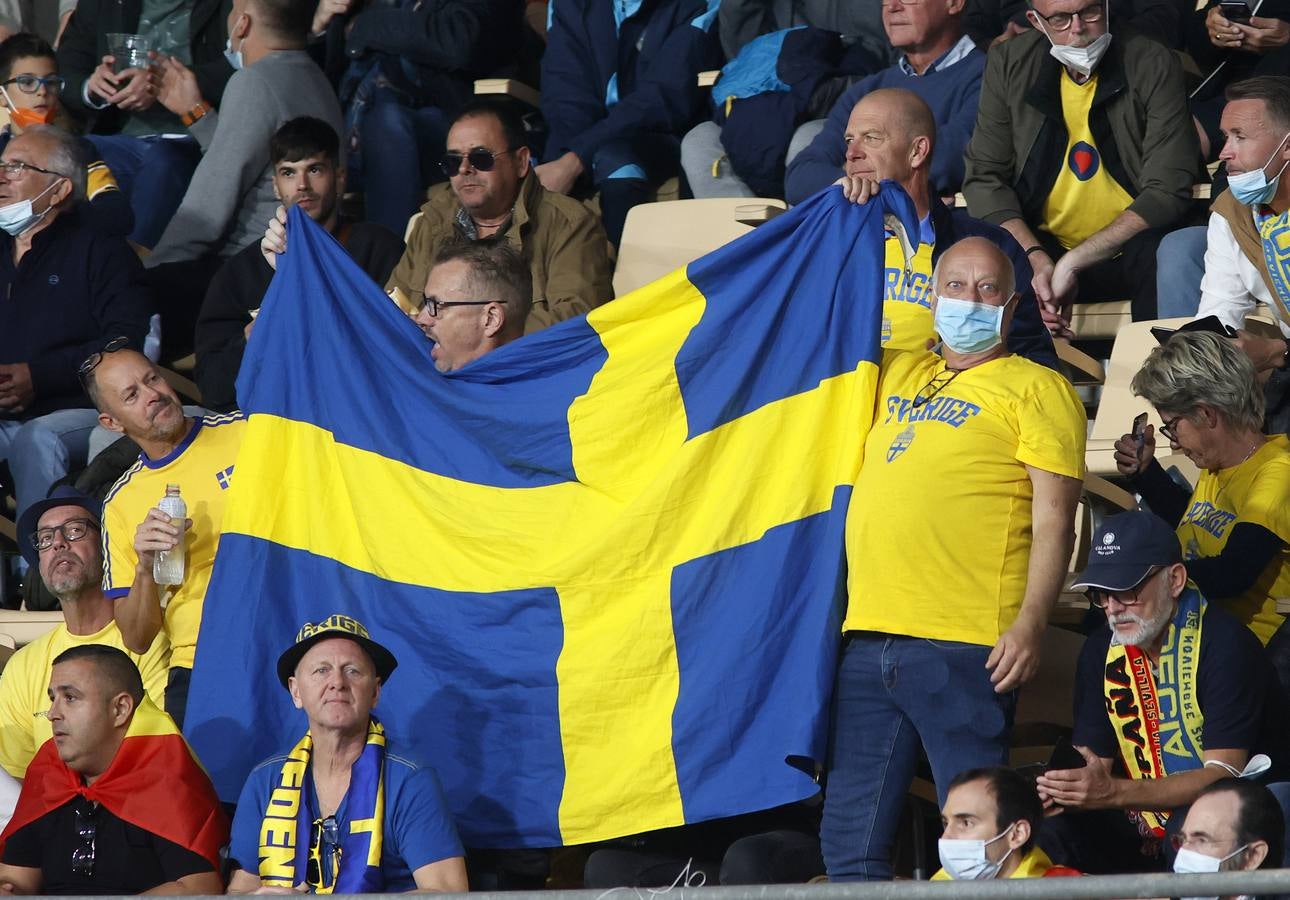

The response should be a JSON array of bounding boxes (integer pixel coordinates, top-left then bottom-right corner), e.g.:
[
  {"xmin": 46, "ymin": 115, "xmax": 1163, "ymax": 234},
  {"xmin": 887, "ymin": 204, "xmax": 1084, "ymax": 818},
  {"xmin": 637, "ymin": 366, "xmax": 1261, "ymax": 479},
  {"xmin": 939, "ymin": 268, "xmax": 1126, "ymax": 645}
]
[{"xmin": 9, "ymin": 106, "xmax": 53, "ymax": 129}]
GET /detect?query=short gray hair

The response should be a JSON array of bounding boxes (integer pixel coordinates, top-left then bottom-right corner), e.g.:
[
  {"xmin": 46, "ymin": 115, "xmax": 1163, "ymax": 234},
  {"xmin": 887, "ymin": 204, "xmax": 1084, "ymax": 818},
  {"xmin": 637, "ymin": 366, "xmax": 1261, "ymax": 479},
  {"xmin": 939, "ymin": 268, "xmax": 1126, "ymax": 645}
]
[
  {"xmin": 22, "ymin": 125, "xmax": 87, "ymax": 203},
  {"xmin": 1131, "ymin": 331, "xmax": 1264, "ymax": 431}
]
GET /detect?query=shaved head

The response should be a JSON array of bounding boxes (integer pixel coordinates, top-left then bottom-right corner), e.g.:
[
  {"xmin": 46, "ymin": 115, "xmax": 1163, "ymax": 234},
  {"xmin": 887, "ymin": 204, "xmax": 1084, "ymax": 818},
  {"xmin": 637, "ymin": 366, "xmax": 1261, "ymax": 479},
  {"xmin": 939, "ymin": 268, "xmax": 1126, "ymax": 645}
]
[{"xmin": 862, "ymin": 88, "xmax": 936, "ymax": 147}]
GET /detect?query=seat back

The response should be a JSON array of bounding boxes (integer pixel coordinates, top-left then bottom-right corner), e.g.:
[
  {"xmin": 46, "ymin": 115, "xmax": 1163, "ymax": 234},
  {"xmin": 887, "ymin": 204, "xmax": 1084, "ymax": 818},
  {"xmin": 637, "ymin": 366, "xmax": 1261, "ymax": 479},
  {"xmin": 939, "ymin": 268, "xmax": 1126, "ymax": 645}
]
[{"xmin": 612, "ymin": 198, "xmax": 787, "ymax": 296}]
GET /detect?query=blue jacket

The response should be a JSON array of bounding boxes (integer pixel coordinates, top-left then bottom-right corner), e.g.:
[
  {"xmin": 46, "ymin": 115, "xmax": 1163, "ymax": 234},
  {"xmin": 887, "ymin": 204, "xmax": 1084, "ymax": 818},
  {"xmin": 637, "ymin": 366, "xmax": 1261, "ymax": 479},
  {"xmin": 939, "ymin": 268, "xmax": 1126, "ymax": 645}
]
[
  {"xmin": 929, "ymin": 199, "xmax": 1058, "ymax": 371},
  {"xmin": 0, "ymin": 208, "xmax": 151, "ymax": 419},
  {"xmin": 542, "ymin": 0, "xmax": 723, "ymax": 167},
  {"xmin": 786, "ymin": 43, "xmax": 986, "ymax": 204}
]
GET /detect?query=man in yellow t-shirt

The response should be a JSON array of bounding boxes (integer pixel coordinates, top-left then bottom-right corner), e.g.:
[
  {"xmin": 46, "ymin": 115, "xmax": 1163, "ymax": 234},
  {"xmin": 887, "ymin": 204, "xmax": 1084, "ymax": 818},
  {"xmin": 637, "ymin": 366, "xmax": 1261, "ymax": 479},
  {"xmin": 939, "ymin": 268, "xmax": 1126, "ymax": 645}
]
[
  {"xmin": 81, "ymin": 344, "xmax": 245, "ymax": 730},
  {"xmin": 0, "ymin": 487, "xmax": 169, "ymax": 778},
  {"xmin": 822, "ymin": 237, "xmax": 1085, "ymax": 882}
]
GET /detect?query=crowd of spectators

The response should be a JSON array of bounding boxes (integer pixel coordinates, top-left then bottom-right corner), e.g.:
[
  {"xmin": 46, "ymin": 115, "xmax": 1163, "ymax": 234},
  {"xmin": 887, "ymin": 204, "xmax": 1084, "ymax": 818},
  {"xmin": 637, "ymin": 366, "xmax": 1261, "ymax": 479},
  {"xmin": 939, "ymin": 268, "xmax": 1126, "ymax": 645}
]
[{"xmin": 0, "ymin": 0, "xmax": 1285, "ymax": 893}]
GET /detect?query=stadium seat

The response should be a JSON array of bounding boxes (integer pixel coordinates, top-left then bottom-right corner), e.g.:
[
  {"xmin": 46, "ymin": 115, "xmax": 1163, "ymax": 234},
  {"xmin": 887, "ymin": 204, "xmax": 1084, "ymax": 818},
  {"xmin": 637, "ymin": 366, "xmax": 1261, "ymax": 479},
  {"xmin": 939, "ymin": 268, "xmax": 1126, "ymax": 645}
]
[
  {"xmin": 612, "ymin": 198, "xmax": 787, "ymax": 296},
  {"xmin": 0, "ymin": 610, "xmax": 62, "ymax": 647}
]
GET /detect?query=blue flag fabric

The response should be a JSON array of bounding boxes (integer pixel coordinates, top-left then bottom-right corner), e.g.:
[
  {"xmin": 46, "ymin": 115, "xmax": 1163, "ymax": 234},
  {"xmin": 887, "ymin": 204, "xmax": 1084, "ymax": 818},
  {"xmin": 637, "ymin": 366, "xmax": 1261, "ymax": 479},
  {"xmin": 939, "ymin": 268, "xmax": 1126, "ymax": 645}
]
[{"xmin": 185, "ymin": 186, "xmax": 918, "ymax": 848}]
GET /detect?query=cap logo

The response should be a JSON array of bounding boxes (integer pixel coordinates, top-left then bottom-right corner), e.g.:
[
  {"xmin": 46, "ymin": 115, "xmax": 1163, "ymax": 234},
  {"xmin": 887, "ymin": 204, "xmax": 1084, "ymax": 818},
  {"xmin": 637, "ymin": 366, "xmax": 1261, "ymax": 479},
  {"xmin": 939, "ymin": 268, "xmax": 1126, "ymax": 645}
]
[
  {"xmin": 1103, "ymin": 532, "xmax": 1115, "ymax": 544},
  {"xmin": 295, "ymin": 613, "xmax": 371, "ymax": 644}
]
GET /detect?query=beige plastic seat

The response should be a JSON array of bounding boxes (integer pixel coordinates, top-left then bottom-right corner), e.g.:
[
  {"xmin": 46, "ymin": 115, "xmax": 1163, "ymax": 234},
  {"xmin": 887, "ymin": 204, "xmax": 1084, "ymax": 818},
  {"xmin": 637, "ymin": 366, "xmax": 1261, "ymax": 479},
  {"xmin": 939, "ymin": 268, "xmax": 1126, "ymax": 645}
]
[
  {"xmin": 612, "ymin": 198, "xmax": 787, "ymax": 296},
  {"xmin": 0, "ymin": 610, "xmax": 61, "ymax": 647}
]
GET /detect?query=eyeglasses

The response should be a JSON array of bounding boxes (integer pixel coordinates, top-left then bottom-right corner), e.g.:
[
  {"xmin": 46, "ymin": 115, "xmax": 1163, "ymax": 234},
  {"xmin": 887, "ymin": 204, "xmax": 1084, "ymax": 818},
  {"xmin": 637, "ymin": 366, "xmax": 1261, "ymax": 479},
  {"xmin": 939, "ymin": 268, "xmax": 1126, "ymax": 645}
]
[
  {"xmin": 0, "ymin": 159, "xmax": 68, "ymax": 180},
  {"xmin": 418, "ymin": 294, "xmax": 497, "ymax": 318},
  {"xmin": 438, "ymin": 147, "xmax": 514, "ymax": 177},
  {"xmin": 1088, "ymin": 567, "xmax": 1162, "ymax": 609},
  {"xmin": 77, "ymin": 335, "xmax": 130, "ymax": 386},
  {"xmin": 306, "ymin": 815, "xmax": 340, "ymax": 891},
  {"xmin": 31, "ymin": 517, "xmax": 97, "ymax": 553},
  {"xmin": 1159, "ymin": 412, "xmax": 1187, "ymax": 442},
  {"xmin": 1034, "ymin": 2, "xmax": 1105, "ymax": 29},
  {"xmin": 71, "ymin": 801, "xmax": 98, "ymax": 877},
  {"xmin": 912, "ymin": 368, "xmax": 962, "ymax": 409},
  {"xmin": 4, "ymin": 74, "xmax": 64, "ymax": 94}
]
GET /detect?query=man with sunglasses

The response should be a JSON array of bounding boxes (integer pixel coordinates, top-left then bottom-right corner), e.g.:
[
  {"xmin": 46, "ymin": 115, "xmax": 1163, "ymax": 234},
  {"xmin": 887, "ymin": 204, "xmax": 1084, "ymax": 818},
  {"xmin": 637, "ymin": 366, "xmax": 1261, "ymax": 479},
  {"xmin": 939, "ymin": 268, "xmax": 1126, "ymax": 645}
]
[
  {"xmin": 383, "ymin": 99, "xmax": 612, "ymax": 334},
  {"xmin": 0, "ymin": 486, "xmax": 168, "ymax": 780},
  {"xmin": 80, "ymin": 341, "xmax": 246, "ymax": 730},
  {"xmin": 962, "ymin": 0, "xmax": 1198, "ymax": 332},
  {"xmin": 226, "ymin": 615, "xmax": 466, "ymax": 894},
  {"xmin": 197, "ymin": 116, "xmax": 403, "ymax": 412},
  {"xmin": 1035, "ymin": 509, "xmax": 1290, "ymax": 874},
  {"xmin": 0, "ymin": 645, "xmax": 226, "ymax": 894},
  {"xmin": 0, "ymin": 125, "xmax": 150, "ymax": 521}
]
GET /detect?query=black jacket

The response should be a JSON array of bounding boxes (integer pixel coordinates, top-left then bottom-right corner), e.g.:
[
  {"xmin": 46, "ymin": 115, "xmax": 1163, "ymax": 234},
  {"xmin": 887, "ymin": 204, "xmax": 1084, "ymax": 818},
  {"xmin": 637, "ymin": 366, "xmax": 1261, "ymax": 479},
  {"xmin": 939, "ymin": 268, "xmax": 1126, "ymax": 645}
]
[
  {"xmin": 58, "ymin": 0, "xmax": 235, "ymax": 132},
  {"xmin": 0, "ymin": 208, "xmax": 152, "ymax": 419},
  {"xmin": 194, "ymin": 221, "xmax": 404, "ymax": 412}
]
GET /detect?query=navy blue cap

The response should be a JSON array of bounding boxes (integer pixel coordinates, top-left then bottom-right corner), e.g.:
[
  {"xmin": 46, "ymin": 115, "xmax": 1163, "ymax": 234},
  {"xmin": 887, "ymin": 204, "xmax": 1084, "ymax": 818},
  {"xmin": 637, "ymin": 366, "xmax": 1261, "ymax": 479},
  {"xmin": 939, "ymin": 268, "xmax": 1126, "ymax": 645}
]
[
  {"xmin": 1071, "ymin": 509, "xmax": 1183, "ymax": 592},
  {"xmin": 17, "ymin": 486, "xmax": 102, "ymax": 571}
]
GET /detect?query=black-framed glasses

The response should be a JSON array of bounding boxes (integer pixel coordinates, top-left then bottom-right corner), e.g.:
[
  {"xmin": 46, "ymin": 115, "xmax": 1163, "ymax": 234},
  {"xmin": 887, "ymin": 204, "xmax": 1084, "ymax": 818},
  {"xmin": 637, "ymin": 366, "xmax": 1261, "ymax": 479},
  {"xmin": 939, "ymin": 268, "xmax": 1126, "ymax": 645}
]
[
  {"xmin": 0, "ymin": 159, "xmax": 68, "ymax": 180},
  {"xmin": 306, "ymin": 815, "xmax": 341, "ymax": 891},
  {"xmin": 438, "ymin": 147, "xmax": 514, "ymax": 177},
  {"xmin": 4, "ymin": 74, "xmax": 64, "ymax": 94},
  {"xmin": 71, "ymin": 801, "xmax": 98, "ymax": 877},
  {"xmin": 1034, "ymin": 2, "xmax": 1105, "ymax": 29},
  {"xmin": 1159, "ymin": 412, "xmax": 1187, "ymax": 442},
  {"xmin": 31, "ymin": 517, "xmax": 98, "ymax": 553},
  {"xmin": 1087, "ymin": 567, "xmax": 1162, "ymax": 609},
  {"xmin": 77, "ymin": 335, "xmax": 130, "ymax": 385},
  {"xmin": 912, "ymin": 368, "xmax": 961, "ymax": 409},
  {"xmin": 418, "ymin": 294, "xmax": 497, "ymax": 317}
]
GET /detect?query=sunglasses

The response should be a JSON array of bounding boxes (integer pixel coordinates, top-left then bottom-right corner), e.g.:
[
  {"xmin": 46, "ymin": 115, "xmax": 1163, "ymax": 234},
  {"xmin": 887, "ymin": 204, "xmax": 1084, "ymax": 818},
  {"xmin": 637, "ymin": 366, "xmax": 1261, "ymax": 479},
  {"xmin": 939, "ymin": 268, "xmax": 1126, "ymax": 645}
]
[
  {"xmin": 77, "ymin": 335, "xmax": 130, "ymax": 385},
  {"xmin": 438, "ymin": 147, "xmax": 515, "ymax": 178}
]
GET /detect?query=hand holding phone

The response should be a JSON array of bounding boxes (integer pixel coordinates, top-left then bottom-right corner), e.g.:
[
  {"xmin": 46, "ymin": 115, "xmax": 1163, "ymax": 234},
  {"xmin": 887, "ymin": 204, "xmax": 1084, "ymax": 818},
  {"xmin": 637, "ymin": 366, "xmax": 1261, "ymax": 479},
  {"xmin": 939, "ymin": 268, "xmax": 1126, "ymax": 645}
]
[{"xmin": 1114, "ymin": 413, "xmax": 1155, "ymax": 477}]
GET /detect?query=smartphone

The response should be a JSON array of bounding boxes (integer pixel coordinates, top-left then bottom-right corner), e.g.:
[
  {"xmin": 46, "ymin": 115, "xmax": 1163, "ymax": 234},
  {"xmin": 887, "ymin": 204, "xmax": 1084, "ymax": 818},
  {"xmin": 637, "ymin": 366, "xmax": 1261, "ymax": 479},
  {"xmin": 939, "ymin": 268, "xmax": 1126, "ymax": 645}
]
[
  {"xmin": 1133, "ymin": 412, "xmax": 1149, "ymax": 451},
  {"xmin": 1046, "ymin": 736, "xmax": 1087, "ymax": 772},
  {"xmin": 1220, "ymin": 0, "xmax": 1252, "ymax": 21}
]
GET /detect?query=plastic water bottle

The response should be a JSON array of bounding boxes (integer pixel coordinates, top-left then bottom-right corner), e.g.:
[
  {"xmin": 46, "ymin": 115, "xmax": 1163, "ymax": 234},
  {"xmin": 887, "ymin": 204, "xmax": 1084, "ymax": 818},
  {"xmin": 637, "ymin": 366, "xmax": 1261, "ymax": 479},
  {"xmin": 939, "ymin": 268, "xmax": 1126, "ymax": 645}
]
[{"xmin": 153, "ymin": 484, "xmax": 187, "ymax": 585}]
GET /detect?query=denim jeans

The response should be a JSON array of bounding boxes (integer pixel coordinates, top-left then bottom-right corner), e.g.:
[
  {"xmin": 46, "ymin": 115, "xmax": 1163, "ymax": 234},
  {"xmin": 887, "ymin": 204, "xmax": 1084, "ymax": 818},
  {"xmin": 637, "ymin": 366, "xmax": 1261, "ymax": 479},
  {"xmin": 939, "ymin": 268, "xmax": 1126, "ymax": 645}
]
[
  {"xmin": 680, "ymin": 120, "xmax": 823, "ymax": 200},
  {"xmin": 358, "ymin": 100, "xmax": 451, "ymax": 236},
  {"xmin": 821, "ymin": 632, "xmax": 1017, "ymax": 881},
  {"xmin": 87, "ymin": 134, "xmax": 202, "ymax": 249},
  {"xmin": 0, "ymin": 408, "xmax": 101, "ymax": 519},
  {"xmin": 1155, "ymin": 225, "xmax": 1207, "ymax": 320}
]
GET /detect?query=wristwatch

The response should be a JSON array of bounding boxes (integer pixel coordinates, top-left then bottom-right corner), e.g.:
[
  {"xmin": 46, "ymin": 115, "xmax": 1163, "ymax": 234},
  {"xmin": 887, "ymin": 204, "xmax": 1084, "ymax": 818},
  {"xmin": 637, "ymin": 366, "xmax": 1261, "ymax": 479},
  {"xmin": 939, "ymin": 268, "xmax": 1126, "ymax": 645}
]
[{"xmin": 181, "ymin": 100, "xmax": 212, "ymax": 127}]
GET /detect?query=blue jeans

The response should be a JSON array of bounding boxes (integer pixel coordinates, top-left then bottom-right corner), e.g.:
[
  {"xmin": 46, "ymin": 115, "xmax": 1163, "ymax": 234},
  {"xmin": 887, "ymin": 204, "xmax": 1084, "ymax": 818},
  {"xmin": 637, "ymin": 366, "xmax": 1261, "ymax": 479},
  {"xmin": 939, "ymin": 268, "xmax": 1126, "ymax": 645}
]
[
  {"xmin": 358, "ymin": 100, "xmax": 451, "ymax": 235},
  {"xmin": 0, "ymin": 408, "xmax": 101, "ymax": 518},
  {"xmin": 821, "ymin": 633, "xmax": 1017, "ymax": 881},
  {"xmin": 1155, "ymin": 226, "xmax": 1208, "ymax": 320},
  {"xmin": 87, "ymin": 134, "xmax": 202, "ymax": 248}
]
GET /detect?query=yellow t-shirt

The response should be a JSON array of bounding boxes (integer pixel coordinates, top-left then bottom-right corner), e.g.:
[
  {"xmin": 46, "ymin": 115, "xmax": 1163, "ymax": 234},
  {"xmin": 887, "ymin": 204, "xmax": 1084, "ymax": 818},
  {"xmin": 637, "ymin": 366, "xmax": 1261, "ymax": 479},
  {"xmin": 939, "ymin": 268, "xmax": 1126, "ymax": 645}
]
[
  {"xmin": 1178, "ymin": 435, "xmax": 1290, "ymax": 644},
  {"xmin": 881, "ymin": 229, "xmax": 936, "ymax": 352},
  {"xmin": 1040, "ymin": 72, "xmax": 1134, "ymax": 250},
  {"xmin": 102, "ymin": 413, "xmax": 247, "ymax": 670},
  {"xmin": 844, "ymin": 352, "xmax": 1087, "ymax": 646},
  {"xmin": 0, "ymin": 619, "xmax": 170, "ymax": 778}
]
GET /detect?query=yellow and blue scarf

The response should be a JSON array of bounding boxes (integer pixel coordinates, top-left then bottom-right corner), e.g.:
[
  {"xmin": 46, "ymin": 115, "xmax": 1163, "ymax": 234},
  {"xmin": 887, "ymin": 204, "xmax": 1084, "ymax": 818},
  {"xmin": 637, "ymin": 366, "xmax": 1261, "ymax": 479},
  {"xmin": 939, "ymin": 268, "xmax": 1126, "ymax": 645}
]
[
  {"xmin": 258, "ymin": 717, "xmax": 387, "ymax": 893},
  {"xmin": 1259, "ymin": 210, "xmax": 1290, "ymax": 322},
  {"xmin": 1104, "ymin": 588, "xmax": 1206, "ymax": 838}
]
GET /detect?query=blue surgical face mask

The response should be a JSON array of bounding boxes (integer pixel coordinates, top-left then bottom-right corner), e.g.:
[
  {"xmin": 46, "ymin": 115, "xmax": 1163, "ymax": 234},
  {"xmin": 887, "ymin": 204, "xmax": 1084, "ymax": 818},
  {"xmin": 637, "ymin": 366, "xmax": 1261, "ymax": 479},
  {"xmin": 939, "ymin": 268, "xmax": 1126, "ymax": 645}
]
[
  {"xmin": 1229, "ymin": 132, "xmax": 1290, "ymax": 206},
  {"xmin": 934, "ymin": 295, "xmax": 1010, "ymax": 354},
  {"xmin": 223, "ymin": 36, "xmax": 244, "ymax": 71}
]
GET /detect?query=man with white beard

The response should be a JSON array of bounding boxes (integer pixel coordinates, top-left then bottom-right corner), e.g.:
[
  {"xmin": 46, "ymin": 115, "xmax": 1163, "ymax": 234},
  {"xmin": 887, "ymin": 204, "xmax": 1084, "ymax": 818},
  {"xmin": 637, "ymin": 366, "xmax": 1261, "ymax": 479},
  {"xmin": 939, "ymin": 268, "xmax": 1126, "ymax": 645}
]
[{"xmin": 1031, "ymin": 509, "xmax": 1290, "ymax": 875}]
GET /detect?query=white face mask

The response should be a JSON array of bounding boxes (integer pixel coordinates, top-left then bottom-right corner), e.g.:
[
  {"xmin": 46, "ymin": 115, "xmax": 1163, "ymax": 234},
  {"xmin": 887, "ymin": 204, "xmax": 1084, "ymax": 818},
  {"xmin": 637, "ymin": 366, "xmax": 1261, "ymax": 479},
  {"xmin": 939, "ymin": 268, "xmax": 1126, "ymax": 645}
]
[
  {"xmin": 1034, "ymin": 4, "xmax": 1112, "ymax": 78},
  {"xmin": 1172, "ymin": 843, "xmax": 1249, "ymax": 900},
  {"xmin": 0, "ymin": 177, "xmax": 61, "ymax": 236},
  {"xmin": 938, "ymin": 825, "xmax": 1015, "ymax": 880}
]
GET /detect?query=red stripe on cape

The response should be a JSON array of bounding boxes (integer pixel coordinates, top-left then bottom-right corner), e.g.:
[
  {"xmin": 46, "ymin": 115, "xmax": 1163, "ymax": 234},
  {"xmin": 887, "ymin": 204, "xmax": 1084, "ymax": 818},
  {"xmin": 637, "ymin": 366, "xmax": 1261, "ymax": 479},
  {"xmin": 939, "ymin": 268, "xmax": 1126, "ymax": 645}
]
[{"xmin": 0, "ymin": 698, "xmax": 228, "ymax": 869}]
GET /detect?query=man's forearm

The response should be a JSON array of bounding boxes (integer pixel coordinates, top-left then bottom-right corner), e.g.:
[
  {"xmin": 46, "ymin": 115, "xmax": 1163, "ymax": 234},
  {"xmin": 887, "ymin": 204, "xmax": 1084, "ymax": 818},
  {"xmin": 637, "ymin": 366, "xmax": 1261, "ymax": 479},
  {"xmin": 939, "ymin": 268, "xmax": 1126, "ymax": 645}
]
[
  {"xmin": 1067, "ymin": 209, "xmax": 1149, "ymax": 269},
  {"xmin": 115, "ymin": 567, "xmax": 164, "ymax": 654},
  {"xmin": 1018, "ymin": 472, "xmax": 1081, "ymax": 625},
  {"xmin": 1108, "ymin": 764, "xmax": 1228, "ymax": 811},
  {"xmin": 1001, "ymin": 217, "xmax": 1045, "ymax": 256}
]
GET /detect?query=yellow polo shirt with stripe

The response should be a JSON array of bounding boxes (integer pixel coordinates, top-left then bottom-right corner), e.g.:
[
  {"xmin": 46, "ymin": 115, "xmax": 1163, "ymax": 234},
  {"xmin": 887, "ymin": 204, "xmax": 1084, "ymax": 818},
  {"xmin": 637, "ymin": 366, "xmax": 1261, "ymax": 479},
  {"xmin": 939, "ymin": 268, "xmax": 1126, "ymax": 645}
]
[
  {"xmin": 0, "ymin": 620, "xmax": 170, "ymax": 777},
  {"xmin": 881, "ymin": 217, "xmax": 937, "ymax": 351},
  {"xmin": 102, "ymin": 413, "xmax": 247, "ymax": 670},
  {"xmin": 1178, "ymin": 435, "xmax": 1290, "ymax": 644},
  {"xmin": 1040, "ymin": 72, "xmax": 1134, "ymax": 250},
  {"xmin": 844, "ymin": 351, "xmax": 1086, "ymax": 646}
]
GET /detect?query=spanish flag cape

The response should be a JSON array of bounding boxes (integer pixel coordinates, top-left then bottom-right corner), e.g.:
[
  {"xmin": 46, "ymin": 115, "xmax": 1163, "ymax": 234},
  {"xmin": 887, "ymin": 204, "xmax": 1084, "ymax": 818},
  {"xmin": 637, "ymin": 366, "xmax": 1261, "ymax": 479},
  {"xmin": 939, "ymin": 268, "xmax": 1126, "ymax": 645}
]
[{"xmin": 0, "ymin": 697, "xmax": 228, "ymax": 869}]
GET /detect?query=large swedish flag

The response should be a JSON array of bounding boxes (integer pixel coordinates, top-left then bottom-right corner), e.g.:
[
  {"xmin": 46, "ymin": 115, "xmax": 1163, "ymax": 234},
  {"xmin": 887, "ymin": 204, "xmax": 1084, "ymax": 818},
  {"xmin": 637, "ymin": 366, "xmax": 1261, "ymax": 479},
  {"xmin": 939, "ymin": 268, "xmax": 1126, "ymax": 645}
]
[{"xmin": 185, "ymin": 186, "xmax": 918, "ymax": 848}]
